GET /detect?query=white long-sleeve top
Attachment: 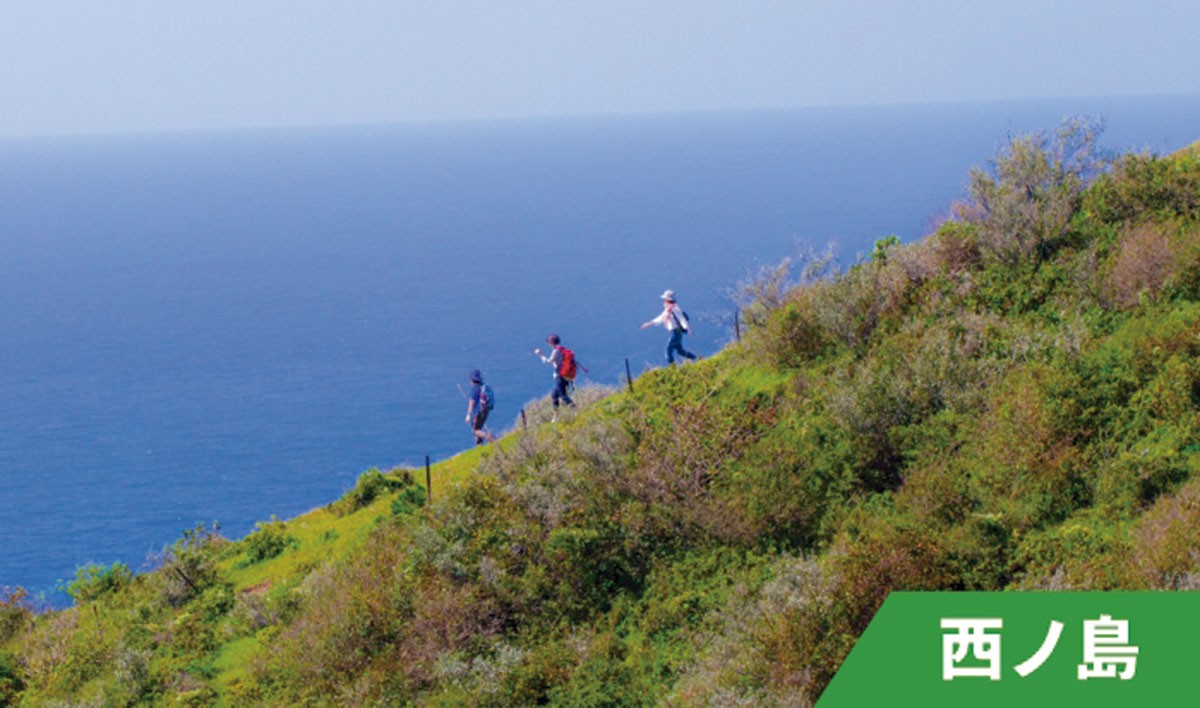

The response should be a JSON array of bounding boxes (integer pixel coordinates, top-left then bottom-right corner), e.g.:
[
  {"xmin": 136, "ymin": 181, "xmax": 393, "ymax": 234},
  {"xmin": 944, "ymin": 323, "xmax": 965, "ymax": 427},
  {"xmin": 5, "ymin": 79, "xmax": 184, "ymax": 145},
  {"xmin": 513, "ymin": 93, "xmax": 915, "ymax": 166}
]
[
  {"xmin": 539, "ymin": 346, "xmax": 564, "ymax": 378},
  {"xmin": 648, "ymin": 303, "xmax": 689, "ymax": 332}
]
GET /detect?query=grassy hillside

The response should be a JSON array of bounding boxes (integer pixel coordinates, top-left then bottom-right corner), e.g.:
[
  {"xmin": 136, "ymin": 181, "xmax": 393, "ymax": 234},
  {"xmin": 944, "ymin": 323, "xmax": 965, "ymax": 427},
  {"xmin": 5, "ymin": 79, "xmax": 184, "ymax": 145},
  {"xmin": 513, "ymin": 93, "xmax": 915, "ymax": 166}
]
[{"xmin": 2, "ymin": 119, "xmax": 1199, "ymax": 706}]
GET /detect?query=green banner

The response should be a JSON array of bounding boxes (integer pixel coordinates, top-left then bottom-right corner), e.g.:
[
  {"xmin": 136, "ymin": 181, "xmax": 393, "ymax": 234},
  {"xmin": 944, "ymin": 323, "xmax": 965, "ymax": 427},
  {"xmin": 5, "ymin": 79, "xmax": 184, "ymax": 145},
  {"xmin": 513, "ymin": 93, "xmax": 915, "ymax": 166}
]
[{"xmin": 819, "ymin": 592, "xmax": 1200, "ymax": 706}]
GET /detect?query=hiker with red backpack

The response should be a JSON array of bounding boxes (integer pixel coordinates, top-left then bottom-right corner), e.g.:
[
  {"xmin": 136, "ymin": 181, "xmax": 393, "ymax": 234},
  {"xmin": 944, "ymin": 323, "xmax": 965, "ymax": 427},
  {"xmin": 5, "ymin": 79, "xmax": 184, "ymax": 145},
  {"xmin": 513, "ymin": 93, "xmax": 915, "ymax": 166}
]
[
  {"xmin": 534, "ymin": 334, "xmax": 583, "ymax": 420},
  {"xmin": 641, "ymin": 289, "xmax": 697, "ymax": 365}
]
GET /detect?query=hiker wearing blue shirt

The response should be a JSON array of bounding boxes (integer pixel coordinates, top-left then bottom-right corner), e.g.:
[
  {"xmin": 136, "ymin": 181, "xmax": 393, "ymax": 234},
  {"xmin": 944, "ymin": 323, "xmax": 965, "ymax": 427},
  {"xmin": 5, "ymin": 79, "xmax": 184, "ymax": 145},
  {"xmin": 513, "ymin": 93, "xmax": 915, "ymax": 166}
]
[
  {"xmin": 641, "ymin": 289, "xmax": 697, "ymax": 365},
  {"xmin": 465, "ymin": 370, "xmax": 495, "ymax": 445}
]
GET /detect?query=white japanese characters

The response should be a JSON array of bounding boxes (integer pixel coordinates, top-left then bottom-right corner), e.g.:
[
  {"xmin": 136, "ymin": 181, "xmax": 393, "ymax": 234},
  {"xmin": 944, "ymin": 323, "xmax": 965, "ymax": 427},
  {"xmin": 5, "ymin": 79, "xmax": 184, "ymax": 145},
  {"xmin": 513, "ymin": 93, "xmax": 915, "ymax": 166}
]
[
  {"xmin": 941, "ymin": 618, "xmax": 1003, "ymax": 680},
  {"xmin": 1078, "ymin": 615, "xmax": 1139, "ymax": 680},
  {"xmin": 1014, "ymin": 620, "xmax": 1064, "ymax": 677},
  {"xmin": 941, "ymin": 614, "xmax": 1138, "ymax": 682}
]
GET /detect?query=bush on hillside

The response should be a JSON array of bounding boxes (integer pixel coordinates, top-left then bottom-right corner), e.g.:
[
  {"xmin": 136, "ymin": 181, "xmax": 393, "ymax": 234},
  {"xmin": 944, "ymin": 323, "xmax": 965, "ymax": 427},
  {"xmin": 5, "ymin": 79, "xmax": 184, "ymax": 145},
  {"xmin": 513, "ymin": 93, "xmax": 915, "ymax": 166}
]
[
  {"xmin": 151, "ymin": 524, "xmax": 226, "ymax": 607},
  {"xmin": 746, "ymin": 235, "xmax": 948, "ymax": 369},
  {"xmin": 328, "ymin": 467, "xmax": 418, "ymax": 517},
  {"xmin": 733, "ymin": 245, "xmax": 835, "ymax": 329},
  {"xmin": 1130, "ymin": 477, "xmax": 1200, "ymax": 588},
  {"xmin": 0, "ymin": 588, "xmax": 33, "ymax": 643},
  {"xmin": 1085, "ymin": 148, "xmax": 1200, "ymax": 224},
  {"xmin": 241, "ymin": 517, "xmax": 299, "ymax": 565},
  {"xmin": 957, "ymin": 117, "xmax": 1107, "ymax": 264},
  {"xmin": 66, "ymin": 562, "xmax": 133, "ymax": 604},
  {"xmin": 1011, "ymin": 514, "xmax": 1133, "ymax": 590},
  {"xmin": 0, "ymin": 651, "xmax": 23, "ymax": 706},
  {"xmin": 966, "ymin": 363, "xmax": 1088, "ymax": 532},
  {"xmin": 1105, "ymin": 222, "xmax": 1179, "ymax": 309}
]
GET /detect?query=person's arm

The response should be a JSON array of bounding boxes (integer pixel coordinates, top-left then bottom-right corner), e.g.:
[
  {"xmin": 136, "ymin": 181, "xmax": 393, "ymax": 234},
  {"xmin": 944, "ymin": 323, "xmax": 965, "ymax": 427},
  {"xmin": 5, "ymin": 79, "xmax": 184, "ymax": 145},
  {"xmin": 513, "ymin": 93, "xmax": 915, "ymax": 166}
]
[
  {"xmin": 641, "ymin": 309, "xmax": 667, "ymax": 329},
  {"xmin": 465, "ymin": 385, "xmax": 478, "ymax": 422}
]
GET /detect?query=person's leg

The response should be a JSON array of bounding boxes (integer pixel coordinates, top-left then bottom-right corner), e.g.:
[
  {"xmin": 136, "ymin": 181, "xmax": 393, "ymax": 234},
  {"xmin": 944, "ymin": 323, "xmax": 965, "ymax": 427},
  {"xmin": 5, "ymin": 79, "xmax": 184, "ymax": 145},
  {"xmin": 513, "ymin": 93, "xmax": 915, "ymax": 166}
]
[
  {"xmin": 680, "ymin": 336, "xmax": 697, "ymax": 361},
  {"xmin": 550, "ymin": 379, "xmax": 561, "ymax": 421},
  {"xmin": 472, "ymin": 413, "xmax": 486, "ymax": 445},
  {"xmin": 557, "ymin": 376, "xmax": 574, "ymax": 406},
  {"xmin": 668, "ymin": 329, "xmax": 689, "ymax": 364}
]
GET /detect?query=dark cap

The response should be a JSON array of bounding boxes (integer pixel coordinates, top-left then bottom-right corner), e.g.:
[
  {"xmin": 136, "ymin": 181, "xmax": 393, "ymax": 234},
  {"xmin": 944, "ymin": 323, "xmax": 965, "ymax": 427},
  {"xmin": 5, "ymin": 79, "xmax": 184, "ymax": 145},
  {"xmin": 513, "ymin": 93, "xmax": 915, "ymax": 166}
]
[{"xmin": 469, "ymin": 369, "xmax": 482, "ymax": 383}]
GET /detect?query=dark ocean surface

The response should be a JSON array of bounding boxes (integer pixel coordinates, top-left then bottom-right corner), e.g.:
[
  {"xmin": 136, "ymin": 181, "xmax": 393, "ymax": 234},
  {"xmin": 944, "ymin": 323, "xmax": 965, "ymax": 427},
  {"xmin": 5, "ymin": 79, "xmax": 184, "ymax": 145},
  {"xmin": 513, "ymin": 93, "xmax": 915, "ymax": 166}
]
[{"xmin": 2, "ymin": 95, "xmax": 1198, "ymax": 603}]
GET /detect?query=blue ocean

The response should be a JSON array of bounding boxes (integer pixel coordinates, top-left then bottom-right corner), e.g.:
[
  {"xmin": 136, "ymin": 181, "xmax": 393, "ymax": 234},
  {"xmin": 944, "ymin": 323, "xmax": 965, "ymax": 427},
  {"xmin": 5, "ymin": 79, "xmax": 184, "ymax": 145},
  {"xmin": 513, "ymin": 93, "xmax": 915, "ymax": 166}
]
[{"xmin": 3, "ymin": 96, "xmax": 1198, "ymax": 604}]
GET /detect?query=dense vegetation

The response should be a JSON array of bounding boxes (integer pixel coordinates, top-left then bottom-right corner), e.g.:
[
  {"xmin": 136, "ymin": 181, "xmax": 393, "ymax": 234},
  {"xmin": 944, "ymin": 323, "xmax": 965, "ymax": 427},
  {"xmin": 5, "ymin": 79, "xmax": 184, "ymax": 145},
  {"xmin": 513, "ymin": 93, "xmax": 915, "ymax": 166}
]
[{"xmin": 2, "ymin": 122, "xmax": 1199, "ymax": 706}]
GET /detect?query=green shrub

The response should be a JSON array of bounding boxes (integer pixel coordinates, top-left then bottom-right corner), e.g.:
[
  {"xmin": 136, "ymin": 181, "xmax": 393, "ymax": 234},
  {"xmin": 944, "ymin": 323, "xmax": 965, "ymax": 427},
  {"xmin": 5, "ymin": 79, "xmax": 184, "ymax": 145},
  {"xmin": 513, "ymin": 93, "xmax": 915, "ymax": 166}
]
[
  {"xmin": 1067, "ymin": 302, "xmax": 1200, "ymax": 440},
  {"xmin": 734, "ymin": 256, "xmax": 797, "ymax": 329},
  {"xmin": 1011, "ymin": 515, "xmax": 1133, "ymax": 589},
  {"xmin": 544, "ymin": 524, "xmax": 643, "ymax": 619},
  {"xmin": 0, "ymin": 652, "xmax": 23, "ymax": 705},
  {"xmin": 755, "ymin": 297, "xmax": 837, "ymax": 367},
  {"xmin": 390, "ymin": 484, "xmax": 428, "ymax": 516},
  {"xmin": 733, "ymin": 245, "xmax": 835, "ymax": 329},
  {"xmin": 545, "ymin": 621, "xmax": 661, "ymax": 708},
  {"xmin": 66, "ymin": 562, "xmax": 132, "ymax": 604},
  {"xmin": 328, "ymin": 468, "xmax": 416, "ymax": 517},
  {"xmin": 1083, "ymin": 148, "xmax": 1200, "ymax": 224},
  {"xmin": 966, "ymin": 364, "xmax": 1087, "ymax": 532},
  {"xmin": 1104, "ymin": 222, "xmax": 1179, "ymax": 309},
  {"xmin": 499, "ymin": 637, "xmax": 576, "ymax": 705},
  {"xmin": 723, "ymin": 410, "xmax": 857, "ymax": 549},
  {"xmin": 0, "ymin": 587, "xmax": 33, "ymax": 643},
  {"xmin": 715, "ymin": 554, "xmax": 848, "ymax": 704},
  {"xmin": 107, "ymin": 646, "xmax": 153, "ymax": 706},
  {"xmin": 241, "ymin": 517, "xmax": 298, "ymax": 565},
  {"xmin": 1130, "ymin": 477, "xmax": 1200, "ymax": 588},
  {"xmin": 956, "ymin": 116, "xmax": 1107, "ymax": 265},
  {"xmin": 154, "ymin": 524, "xmax": 225, "ymax": 607}
]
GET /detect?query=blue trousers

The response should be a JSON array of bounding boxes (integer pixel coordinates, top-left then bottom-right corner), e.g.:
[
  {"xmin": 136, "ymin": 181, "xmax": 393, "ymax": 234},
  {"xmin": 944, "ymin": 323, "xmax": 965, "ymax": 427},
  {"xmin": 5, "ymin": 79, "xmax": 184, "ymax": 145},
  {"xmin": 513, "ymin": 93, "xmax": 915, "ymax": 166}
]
[
  {"xmin": 552, "ymin": 376, "xmax": 574, "ymax": 408},
  {"xmin": 666, "ymin": 329, "xmax": 696, "ymax": 364}
]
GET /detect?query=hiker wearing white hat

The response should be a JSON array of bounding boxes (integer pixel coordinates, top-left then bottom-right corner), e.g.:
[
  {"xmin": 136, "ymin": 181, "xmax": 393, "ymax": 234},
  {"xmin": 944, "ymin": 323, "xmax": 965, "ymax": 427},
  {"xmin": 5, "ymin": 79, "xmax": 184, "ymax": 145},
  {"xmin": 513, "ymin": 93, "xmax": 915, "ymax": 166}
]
[{"xmin": 641, "ymin": 290, "xmax": 697, "ymax": 364}]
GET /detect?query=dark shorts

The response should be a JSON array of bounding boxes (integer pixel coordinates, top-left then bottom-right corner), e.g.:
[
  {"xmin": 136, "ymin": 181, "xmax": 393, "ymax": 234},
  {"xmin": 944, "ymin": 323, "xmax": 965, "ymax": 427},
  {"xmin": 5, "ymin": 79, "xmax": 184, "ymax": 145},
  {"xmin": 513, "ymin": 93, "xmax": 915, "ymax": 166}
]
[
  {"xmin": 472, "ymin": 408, "xmax": 489, "ymax": 431},
  {"xmin": 552, "ymin": 376, "xmax": 574, "ymax": 407}
]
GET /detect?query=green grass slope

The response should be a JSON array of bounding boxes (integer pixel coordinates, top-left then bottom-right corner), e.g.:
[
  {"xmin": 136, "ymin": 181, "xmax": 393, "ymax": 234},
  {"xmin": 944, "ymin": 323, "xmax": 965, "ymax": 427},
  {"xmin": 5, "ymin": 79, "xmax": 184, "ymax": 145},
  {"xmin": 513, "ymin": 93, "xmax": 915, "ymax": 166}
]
[{"xmin": 2, "ymin": 120, "xmax": 1199, "ymax": 706}]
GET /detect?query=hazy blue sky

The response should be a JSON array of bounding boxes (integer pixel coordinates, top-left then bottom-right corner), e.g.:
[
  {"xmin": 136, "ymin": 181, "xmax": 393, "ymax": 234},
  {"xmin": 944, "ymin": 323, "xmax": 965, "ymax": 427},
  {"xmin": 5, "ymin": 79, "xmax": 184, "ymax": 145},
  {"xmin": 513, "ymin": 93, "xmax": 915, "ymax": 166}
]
[{"xmin": 2, "ymin": 1, "xmax": 1198, "ymax": 137}]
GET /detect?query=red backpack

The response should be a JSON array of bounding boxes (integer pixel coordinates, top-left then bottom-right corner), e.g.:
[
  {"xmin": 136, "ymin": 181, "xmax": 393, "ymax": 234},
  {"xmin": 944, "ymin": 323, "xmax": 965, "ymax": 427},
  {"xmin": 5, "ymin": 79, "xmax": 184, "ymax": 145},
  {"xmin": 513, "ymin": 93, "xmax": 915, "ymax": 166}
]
[{"xmin": 557, "ymin": 346, "xmax": 578, "ymax": 381}]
